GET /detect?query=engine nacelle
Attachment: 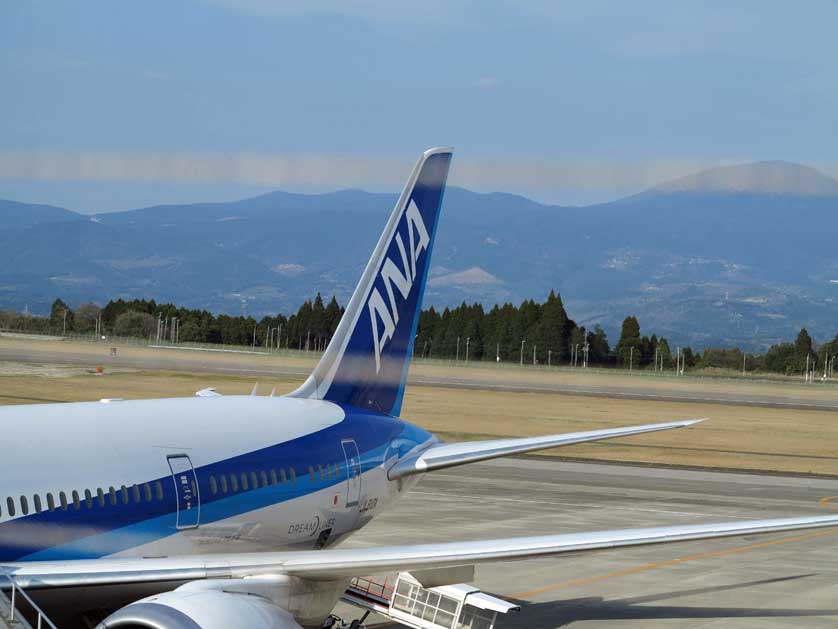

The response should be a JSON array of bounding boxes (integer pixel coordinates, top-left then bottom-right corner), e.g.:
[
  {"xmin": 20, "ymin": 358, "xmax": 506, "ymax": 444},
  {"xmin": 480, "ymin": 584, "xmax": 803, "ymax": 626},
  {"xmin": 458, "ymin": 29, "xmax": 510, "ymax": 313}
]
[{"xmin": 98, "ymin": 589, "xmax": 302, "ymax": 629}]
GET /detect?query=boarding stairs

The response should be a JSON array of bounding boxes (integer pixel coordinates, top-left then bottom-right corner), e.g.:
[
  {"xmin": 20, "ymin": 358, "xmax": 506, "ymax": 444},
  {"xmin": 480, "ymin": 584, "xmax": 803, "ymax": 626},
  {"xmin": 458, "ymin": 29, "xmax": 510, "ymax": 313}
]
[
  {"xmin": 343, "ymin": 572, "xmax": 519, "ymax": 629},
  {"xmin": 0, "ymin": 576, "xmax": 58, "ymax": 629}
]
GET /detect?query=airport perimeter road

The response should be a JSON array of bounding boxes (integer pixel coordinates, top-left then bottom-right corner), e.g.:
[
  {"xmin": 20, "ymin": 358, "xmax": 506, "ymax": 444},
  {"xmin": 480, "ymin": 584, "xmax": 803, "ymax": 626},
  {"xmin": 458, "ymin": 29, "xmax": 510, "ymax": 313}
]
[
  {"xmin": 335, "ymin": 459, "xmax": 838, "ymax": 628},
  {"xmin": 3, "ymin": 338, "xmax": 838, "ymax": 411}
]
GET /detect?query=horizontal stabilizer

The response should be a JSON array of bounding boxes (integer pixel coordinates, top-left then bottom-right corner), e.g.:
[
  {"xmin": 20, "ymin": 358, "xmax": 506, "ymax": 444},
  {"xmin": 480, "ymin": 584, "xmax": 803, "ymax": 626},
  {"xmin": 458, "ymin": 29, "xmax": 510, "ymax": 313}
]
[{"xmin": 388, "ymin": 418, "xmax": 706, "ymax": 479}]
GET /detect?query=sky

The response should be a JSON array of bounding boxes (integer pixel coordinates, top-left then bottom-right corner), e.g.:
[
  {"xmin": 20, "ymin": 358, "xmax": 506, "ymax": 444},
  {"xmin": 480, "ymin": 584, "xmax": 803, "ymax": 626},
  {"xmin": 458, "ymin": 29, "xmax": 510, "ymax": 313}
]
[{"xmin": 1, "ymin": 0, "xmax": 837, "ymax": 212}]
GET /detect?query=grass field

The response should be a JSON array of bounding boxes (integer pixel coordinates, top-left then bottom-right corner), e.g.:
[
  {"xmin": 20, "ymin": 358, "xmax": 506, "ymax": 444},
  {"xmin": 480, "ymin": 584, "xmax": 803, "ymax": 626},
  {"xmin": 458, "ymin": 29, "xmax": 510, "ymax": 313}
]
[
  {"xmin": 1, "ymin": 355, "xmax": 836, "ymax": 476},
  {"xmin": 3, "ymin": 335, "xmax": 838, "ymax": 402}
]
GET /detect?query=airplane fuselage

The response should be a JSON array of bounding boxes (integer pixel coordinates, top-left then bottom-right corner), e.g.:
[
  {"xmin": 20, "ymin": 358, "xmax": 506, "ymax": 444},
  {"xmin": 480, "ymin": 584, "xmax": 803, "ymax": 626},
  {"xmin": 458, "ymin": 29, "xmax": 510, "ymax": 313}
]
[{"xmin": 0, "ymin": 396, "xmax": 434, "ymax": 563}]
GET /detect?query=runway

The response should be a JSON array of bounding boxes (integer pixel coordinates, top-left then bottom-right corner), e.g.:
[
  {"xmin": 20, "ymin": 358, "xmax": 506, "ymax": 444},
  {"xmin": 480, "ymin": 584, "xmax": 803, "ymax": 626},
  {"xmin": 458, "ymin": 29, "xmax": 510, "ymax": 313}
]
[
  {"xmin": 334, "ymin": 458, "xmax": 838, "ymax": 628},
  {"xmin": 3, "ymin": 340, "xmax": 838, "ymax": 412}
]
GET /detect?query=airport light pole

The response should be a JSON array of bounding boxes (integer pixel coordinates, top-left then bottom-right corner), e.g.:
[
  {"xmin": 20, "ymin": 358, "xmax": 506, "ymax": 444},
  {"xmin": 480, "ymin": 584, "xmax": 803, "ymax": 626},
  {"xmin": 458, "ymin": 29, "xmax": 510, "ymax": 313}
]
[
  {"xmin": 456, "ymin": 336, "xmax": 460, "ymax": 362},
  {"xmin": 520, "ymin": 339, "xmax": 525, "ymax": 366},
  {"xmin": 654, "ymin": 347, "xmax": 658, "ymax": 372},
  {"xmin": 496, "ymin": 342, "xmax": 500, "ymax": 363},
  {"xmin": 629, "ymin": 346, "xmax": 633, "ymax": 372},
  {"xmin": 465, "ymin": 337, "xmax": 470, "ymax": 363},
  {"xmin": 743, "ymin": 352, "xmax": 746, "ymax": 376},
  {"xmin": 533, "ymin": 344, "xmax": 536, "ymax": 366},
  {"xmin": 548, "ymin": 349, "xmax": 552, "ymax": 367}
]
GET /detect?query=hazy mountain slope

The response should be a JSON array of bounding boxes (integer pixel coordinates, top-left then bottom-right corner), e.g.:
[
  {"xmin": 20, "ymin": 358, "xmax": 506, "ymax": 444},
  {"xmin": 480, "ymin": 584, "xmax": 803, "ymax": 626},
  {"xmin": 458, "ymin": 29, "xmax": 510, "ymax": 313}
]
[
  {"xmin": 0, "ymin": 199, "xmax": 84, "ymax": 230},
  {"xmin": 1, "ymin": 161, "xmax": 837, "ymax": 349}
]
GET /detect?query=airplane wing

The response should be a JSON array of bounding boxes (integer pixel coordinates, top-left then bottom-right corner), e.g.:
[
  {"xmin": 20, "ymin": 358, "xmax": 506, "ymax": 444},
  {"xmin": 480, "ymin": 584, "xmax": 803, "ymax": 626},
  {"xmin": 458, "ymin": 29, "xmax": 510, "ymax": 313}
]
[
  {"xmin": 388, "ymin": 418, "xmax": 706, "ymax": 479},
  {"xmin": 6, "ymin": 513, "xmax": 837, "ymax": 588}
]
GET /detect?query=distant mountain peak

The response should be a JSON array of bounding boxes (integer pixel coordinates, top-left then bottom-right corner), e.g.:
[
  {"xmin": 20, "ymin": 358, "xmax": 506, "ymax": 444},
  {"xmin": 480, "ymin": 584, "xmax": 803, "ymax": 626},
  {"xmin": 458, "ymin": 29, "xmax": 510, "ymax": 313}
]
[{"xmin": 651, "ymin": 160, "xmax": 838, "ymax": 197}]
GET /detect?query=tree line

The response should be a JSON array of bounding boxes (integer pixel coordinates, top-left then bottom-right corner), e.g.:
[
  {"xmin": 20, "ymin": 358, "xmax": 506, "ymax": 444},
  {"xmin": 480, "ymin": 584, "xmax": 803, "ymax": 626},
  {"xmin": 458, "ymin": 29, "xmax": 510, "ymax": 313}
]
[{"xmin": 1, "ymin": 293, "xmax": 836, "ymax": 377}]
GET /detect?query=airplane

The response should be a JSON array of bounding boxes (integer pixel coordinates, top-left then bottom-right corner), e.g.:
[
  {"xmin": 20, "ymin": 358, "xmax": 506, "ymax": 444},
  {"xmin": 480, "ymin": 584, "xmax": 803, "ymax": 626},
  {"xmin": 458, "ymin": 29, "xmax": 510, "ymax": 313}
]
[{"xmin": 0, "ymin": 146, "xmax": 835, "ymax": 628}]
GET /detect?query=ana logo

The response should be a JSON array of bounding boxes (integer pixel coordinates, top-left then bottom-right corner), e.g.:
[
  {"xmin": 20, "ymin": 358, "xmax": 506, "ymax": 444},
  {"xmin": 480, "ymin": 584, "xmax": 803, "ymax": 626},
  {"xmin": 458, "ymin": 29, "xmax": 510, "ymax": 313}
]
[{"xmin": 368, "ymin": 199, "xmax": 430, "ymax": 373}]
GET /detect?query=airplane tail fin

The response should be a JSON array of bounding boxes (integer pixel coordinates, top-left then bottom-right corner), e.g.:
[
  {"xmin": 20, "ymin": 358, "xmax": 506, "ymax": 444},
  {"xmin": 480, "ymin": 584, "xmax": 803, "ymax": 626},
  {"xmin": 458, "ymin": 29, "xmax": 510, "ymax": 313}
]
[{"xmin": 288, "ymin": 147, "xmax": 453, "ymax": 416}]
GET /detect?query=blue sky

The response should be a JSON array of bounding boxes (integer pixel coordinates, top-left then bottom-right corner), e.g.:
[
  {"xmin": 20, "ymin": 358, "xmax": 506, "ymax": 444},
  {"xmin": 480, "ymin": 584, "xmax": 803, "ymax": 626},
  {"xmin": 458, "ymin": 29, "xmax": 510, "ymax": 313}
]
[{"xmin": 2, "ymin": 1, "xmax": 837, "ymax": 211}]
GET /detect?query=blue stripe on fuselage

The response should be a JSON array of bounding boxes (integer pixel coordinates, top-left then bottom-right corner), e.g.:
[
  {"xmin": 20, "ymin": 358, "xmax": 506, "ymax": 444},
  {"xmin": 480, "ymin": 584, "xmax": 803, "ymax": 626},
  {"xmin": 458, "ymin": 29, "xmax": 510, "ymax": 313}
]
[{"xmin": 0, "ymin": 408, "xmax": 432, "ymax": 562}]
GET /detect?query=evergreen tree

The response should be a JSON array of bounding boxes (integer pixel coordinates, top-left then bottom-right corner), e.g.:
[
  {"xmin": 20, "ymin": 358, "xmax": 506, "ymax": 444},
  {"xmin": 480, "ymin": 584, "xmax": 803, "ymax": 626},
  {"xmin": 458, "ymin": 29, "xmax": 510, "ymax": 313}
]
[
  {"xmin": 536, "ymin": 290, "xmax": 570, "ymax": 364},
  {"xmin": 587, "ymin": 325, "xmax": 611, "ymax": 365},
  {"xmin": 49, "ymin": 298, "xmax": 74, "ymax": 333},
  {"xmin": 615, "ymin": 316, "xmax": 641, "ymax": 368}
]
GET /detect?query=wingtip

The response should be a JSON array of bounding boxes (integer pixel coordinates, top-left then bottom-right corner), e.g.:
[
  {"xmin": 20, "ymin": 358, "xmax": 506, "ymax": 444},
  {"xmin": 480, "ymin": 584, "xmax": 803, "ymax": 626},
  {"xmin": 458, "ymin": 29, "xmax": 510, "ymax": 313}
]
[{"xmin": 684, "ymin": 418, "xmax": 709, "ymax": 426}]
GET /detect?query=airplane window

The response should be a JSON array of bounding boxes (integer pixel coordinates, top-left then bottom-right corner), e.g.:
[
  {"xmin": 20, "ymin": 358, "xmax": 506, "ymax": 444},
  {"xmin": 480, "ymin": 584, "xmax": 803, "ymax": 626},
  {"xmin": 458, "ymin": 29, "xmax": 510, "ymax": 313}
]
[
  {"xmin": 250, "ymin": 472, "xmax": 259, "ymax": 489},
  {"xmin": 97, "ymin": 488, "xmax": 105, "ymax": 507},
  {"xmin": 33, "ymin": 494, "xmax": 42, "ymax": 514},
  {"xmin": 71, "ymin": 490, "xmax": 80, "ymax": 510},
  {"xmin": 0, "ymin": 501, "xmax": 3, "ymax": 518},
  {"xmin": 270, "ymin": 469, "xmax": 278, "ymax": 485},
  {"xmin": 240, "ymin": 473, "xmax": 249, "ymax": 491},
  {"xmin": 220, "ymin": 475, "xmax": 228, "ymax": 493},
  {"xmin": 47, "ymin": 493, "xmax": 55, "ymax": 512},
  {"xmin": 59, "ymin": 491, "xmax": 68, "ymax": 511},
  {"xmin": 279, "ymin": 469, "xmax": 287, "ymax": 484},
  {"xmin": 230, "ymin": 475, "xmax": 239, "ymax": 492},
  {"xmin": 309, "ymin": 466, "xmax": 316, "ymax": 481},
  {"xmin": 318, "ymin": 465, "xmax": 325, "ymax": 481},
  {"xmin": 143, "ymin": 483, "xmax": 152, "ymax": 502},
  {"xmin": 290, "ymin": 468, "xmax": 297, "ymax": 483},
  {"xmin": 155, "ymin": 481, "xmax": 164, "ymax": 501},
  {"xmin": 210, "ymin": 476, "xmax": 218, "ymax": 495},
  {"xmin": 85, "ymin": 489, "xmax": 93, "ymax": 509},
  {"xmin": 108, "ymin": 487, "xmax": 117, "ymax": 506},
  {"xmin": 260, "ymin": 471, "xmax": 268, "ymax": 487},
  {"xmin": 132, "ymin": 485, "xmax": 141, "ymax": 503},
  {"xmin": 327, "ymin": 464, "xmax": 333, "ymax": 480},
  {"xmin": 120, "ymin": 486, "xmax": 128, "ymax": 505},
  {"xmin": 335, "ymin": 463, "xmax": 341, "ymax": 478},
  {"xmin": 20, "ymin": 496, "xmax": 29, "ymax": 516},
  {"xmin": 7, "ymin": 497, "xmax": 15, "ymax": 517}
]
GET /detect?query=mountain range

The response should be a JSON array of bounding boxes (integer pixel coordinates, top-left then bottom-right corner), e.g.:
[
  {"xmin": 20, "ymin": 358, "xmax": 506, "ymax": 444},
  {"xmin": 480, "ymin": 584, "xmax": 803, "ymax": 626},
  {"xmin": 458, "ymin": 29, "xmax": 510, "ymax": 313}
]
[{"xmin": 2, "ymin": 160, "xmax": 837, "ymax": 350}]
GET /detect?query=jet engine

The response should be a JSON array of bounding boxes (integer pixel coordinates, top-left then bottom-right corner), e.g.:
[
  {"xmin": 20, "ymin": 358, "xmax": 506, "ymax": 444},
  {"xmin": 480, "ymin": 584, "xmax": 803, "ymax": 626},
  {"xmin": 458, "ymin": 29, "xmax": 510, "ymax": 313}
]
[{"xmin": 98, "ymin": 589, "xmax": 303, "ymax": 629}]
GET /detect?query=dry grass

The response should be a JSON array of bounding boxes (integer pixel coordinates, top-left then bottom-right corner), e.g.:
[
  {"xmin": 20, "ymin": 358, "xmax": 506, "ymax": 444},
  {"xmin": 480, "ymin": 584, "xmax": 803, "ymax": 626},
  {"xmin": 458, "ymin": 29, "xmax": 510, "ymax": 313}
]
[
  {"xmin": 4, "ymin": 336, "xmax": 838, "ymax": 402},
  {"xmin": 1, "ymin": 364, "xmax": 836, "ymax": 476},
  {"xmin": 402, "ymin": 386, "xmax": 838, "ymax": 476}
]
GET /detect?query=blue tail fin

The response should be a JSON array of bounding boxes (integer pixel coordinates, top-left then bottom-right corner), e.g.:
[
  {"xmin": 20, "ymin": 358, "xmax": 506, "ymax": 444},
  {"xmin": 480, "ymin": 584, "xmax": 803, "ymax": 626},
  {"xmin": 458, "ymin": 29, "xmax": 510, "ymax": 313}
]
[{"xmin": 288, "ymin": 147, "xmax": 452, "ymax": 416}]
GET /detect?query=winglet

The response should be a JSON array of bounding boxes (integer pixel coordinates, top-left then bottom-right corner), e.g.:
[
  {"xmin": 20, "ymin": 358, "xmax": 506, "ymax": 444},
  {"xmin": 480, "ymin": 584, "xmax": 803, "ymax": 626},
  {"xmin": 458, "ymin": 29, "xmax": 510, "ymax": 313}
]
[{"xmin": 251, "ymin": 383, "xmax": 259, "ymax": 397}]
